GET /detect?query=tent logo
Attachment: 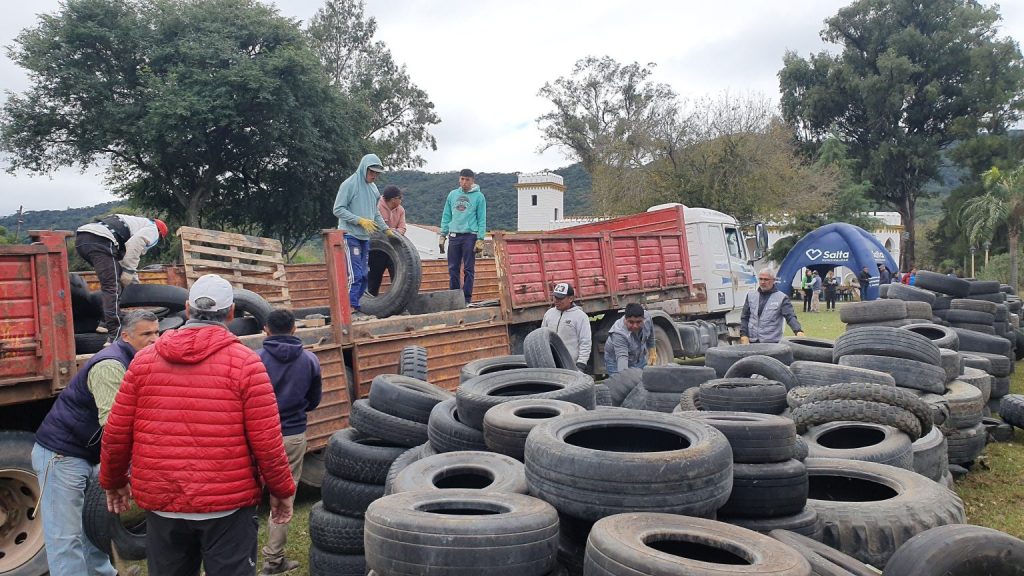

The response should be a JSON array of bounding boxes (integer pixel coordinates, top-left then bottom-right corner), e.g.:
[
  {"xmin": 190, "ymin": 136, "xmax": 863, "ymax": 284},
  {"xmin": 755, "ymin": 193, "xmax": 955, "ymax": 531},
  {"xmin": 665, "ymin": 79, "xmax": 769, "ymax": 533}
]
[{"xmin": 805, "ymin": 248, "xmax": 823, "ymax": 260}]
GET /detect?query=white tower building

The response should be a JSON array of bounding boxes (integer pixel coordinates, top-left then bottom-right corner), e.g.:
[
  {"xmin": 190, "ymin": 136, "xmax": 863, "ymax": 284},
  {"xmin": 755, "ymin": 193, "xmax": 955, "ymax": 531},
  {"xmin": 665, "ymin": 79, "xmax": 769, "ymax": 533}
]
[{"xmin": 516, "ymin": 171, "xmax": 565, "ymax": 231}]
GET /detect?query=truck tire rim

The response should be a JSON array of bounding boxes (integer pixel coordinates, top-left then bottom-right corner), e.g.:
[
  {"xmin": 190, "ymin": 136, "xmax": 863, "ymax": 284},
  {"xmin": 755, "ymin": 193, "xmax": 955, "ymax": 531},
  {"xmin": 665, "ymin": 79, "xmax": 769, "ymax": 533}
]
[{"xmin": 0, "ymin": 469, "xmax": 44, "ymax": 570}]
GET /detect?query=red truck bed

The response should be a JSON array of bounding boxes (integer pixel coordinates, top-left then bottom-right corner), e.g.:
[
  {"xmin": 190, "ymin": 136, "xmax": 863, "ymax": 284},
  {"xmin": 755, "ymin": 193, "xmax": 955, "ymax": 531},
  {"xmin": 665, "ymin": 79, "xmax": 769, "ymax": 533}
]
[{"xmin": 493, "ymin": 207, "xmax": 695, "ymax": 323}]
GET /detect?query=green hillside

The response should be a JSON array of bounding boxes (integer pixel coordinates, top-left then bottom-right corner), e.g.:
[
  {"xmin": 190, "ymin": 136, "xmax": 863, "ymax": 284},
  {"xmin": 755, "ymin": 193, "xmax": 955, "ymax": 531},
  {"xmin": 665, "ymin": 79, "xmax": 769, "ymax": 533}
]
[{"xmin": 0, "ymin": 200, "xmax": 126, "ymax": 241}]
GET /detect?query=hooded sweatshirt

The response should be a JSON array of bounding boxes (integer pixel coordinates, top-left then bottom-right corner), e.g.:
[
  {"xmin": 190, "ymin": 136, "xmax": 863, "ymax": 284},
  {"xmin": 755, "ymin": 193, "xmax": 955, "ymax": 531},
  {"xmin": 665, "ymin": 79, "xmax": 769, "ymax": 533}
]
[
  {"xmin": 440, "ymin": 184, "xmax": 487, "ymax": 238},
  {"xmin": 258, "ymin": 335, "xmax": 323, "ymax": 437},
  {"xmin": 333, "ymin": 153, "xmax": 389, "ymax": 240},
  {"xmin": 99, "ymin": 322, "xmax": 295, "ymax": 513}
]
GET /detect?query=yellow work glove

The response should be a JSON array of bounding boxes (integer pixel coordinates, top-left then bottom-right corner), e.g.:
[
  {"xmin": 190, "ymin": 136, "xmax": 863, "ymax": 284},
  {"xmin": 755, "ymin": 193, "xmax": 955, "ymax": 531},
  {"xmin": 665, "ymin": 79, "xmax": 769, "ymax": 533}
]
[
  {"xmin": 740, "ymin": 335, "xmax": 750, "ymax": 345},
  {"xmin": 474, "ymin": 240, "xmax": 484, "ymax": 254},
  {"xmin": 385, "ymin": 228, "xmax": 395, "ymax": 237},
  {"xmin": 357, "ymin": 218, "xmax": 379, "ymax": 234},
  {"xmin": 796, "ymin": 331, "xmax": 805, "ymax": 337},
  {"xmin": 647, "ymin": 348, "xmax": 658, "ymax": 365},
  {"xmin": 438, "ymin": 236, "xmax": 447, "ymax": 254}
]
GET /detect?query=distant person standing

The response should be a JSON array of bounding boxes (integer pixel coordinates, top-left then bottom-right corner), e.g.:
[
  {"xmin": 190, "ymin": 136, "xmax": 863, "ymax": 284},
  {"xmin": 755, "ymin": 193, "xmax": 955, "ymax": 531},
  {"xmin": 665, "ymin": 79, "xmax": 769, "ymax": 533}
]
[
  {"xmin": 824, "ymin": 270, "xmax": 839, "ymax": 311},
  {"xmin": 367, "ymin": 185, "xmax": 408, "ymax": 297},
  {"xmin": 879, "ymin": 264, "xmax": 892, "ymax": 285},
  {"xmin": 740, "ymin": 269, "xmax": 804, "ymax": 344},
  {"xmin": 858, "ymin": 265, "xmax": 872, "ymax": 298},
  {"xmin": 333, "ymin": 153, "xmax": 392, "ymax": 319},
  {"xmin": 801, "ymin": 270, "xmax": 813, "ymax": 313},
  {"xmin": 439, "ymin": 169, "xmax": 487, "ymax": 304},
  {"xmin": 541, "ymin": 283, "xmax": 592, "ymax": 372},
  {"xmin": 75, "ymin": 214, "xmax": 169, "ymax": 338},
  {"xmin": 810, "ymin": 270, "xmax": 822, "ymax": 312}
]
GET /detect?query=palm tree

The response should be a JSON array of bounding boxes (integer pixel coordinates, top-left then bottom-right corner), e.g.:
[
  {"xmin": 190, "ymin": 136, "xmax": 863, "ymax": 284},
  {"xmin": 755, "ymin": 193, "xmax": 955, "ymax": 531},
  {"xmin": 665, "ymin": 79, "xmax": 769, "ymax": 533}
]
[{"xmin": 961, "ymin": 164, "xmax": 1024, "ymax": 289}]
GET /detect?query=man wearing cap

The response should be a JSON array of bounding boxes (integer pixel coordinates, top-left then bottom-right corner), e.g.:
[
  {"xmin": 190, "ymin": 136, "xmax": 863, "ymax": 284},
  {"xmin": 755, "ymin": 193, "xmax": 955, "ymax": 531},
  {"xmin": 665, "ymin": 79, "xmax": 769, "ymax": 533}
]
[
  {"xmin": 603, "ymin": 303, "xmax": 657, "ymax": 375},
  {"xmin": 333, "ymin": 153, "xmax": 392, "ymax": 319},
  {"xmin": 101, "ymin": 274, "xmax": 296, "ymax": 575},
  {"xmin": 75, "ymin": 214, "xmax": 169, "ymax": 337},
  {"xmin": 367, "ymin": 185, "xmax": 407, "ymax": 297},
  {"xmin": 439, "ymin": 168, "xmax": 487, "ymax": 304},
  {"xmin": 542, "ymin": 283, "xmax": 592, "ymax": 372},
  {"xmin": 740, "ymin": 269, "xmax": 804, "ymax": 344}
]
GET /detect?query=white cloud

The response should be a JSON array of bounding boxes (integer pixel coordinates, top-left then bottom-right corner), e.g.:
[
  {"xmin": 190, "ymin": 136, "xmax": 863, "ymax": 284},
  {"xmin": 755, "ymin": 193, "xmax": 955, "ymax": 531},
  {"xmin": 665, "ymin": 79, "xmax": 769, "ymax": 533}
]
[{"xmin": 1, "ymin": 0, "xmax": 1023, "ymax": 215}]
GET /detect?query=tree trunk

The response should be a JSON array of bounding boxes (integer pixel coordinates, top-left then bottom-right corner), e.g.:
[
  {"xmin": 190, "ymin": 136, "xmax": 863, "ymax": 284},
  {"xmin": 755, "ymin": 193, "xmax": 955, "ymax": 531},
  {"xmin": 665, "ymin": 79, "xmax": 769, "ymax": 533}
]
[
  {"xmin": 186, "ymin": 192, "xmax": 203, "ymax": 228},
  {"xmin": 1010, "ymin": 230, "xmax": 1019, "ymax": 291},
  {"xmin": 899, "ymin": 195, "xmax": 916, "ymax": 270}
]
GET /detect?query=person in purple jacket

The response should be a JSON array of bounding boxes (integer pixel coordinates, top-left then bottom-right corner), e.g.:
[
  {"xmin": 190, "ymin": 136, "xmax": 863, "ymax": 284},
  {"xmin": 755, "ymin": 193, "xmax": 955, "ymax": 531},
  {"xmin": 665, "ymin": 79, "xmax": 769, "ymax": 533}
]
[{"xmin": 257, "ymin": 309, "xmax": 322, "ymax": 574}]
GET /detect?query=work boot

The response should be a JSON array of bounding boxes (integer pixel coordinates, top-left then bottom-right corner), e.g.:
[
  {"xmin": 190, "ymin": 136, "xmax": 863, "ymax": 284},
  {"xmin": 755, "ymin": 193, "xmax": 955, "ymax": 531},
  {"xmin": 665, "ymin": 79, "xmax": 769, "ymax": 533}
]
[{"xmin": 261, "ymin": 558, "xmax": 300, "ymax": 575}]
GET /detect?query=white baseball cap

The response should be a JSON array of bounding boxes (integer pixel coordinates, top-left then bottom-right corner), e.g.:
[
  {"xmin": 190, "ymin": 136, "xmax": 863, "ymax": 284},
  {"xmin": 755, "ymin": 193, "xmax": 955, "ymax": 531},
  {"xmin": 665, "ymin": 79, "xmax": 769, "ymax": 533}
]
[
  {"xmin": 552, "ymin": 283, "xmax": 575, "ymax": 298},
  {"xmin": 188, "ymin": 274, "xmax": 234, "ymax": 312}
]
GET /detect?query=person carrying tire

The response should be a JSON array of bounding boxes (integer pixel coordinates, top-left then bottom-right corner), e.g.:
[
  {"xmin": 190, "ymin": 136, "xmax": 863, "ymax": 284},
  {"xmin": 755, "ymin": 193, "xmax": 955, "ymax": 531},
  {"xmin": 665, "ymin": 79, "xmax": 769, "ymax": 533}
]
[
  {"xmin": 333, "ymin": 153, "xmax": 393, "ymax": 320},
  {"xmin": 31, "ymin": 310, "xmax": 159, "ymax": 576},
  {"xmin": 740, "ymin": 269, "xmax": 804, "ymax": 344},
  {"xmin": 367, "ymin": 185, "xmax": 408, "ymax": 297},
  {"xmin": 257, "ymin": 309, "xmax": 322, "ymax": 574},
  {"xmin": 603, "ymin": 303, "xmax": 656, "ymax": 375},
  {"xmin": 541, "ymin": 282, "xmax": 593, "ymax": 372},
  {"xmin": 100, "ymin": 274, "xmax": 296, "ymax": 576},
  {"xmin": 439, "ymin": 168, "xmax": 487, "ymax": 304},
  {"xmin": 75, "ymin": 214, "xmax": 169, "ymax": 339}
]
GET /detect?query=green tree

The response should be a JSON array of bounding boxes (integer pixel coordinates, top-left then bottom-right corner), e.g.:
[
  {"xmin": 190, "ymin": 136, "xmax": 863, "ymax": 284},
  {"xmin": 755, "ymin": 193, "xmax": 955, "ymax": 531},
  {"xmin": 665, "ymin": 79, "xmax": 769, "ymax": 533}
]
[
  {"xmin": 307, "ymin": 0, "xmax": 440, "ymax": 169},
  {"xmin": 961, "ymin": 164, "xmax": 1024, "ymax": 289},
  {"xmin": 1, "ymin": 0, "xmax": 366, "ymax": 257},
  {"xmin": 779, "ymin": 0, "xmax": 1024, "ymax": 269}
]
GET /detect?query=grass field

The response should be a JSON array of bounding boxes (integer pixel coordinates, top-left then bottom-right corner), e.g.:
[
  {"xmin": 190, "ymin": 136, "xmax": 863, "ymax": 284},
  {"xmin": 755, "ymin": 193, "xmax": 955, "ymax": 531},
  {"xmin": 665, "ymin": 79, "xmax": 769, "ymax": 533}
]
[{"xmin": 121, "ymin": 302, "xmax": 1024, "ymax": 573}]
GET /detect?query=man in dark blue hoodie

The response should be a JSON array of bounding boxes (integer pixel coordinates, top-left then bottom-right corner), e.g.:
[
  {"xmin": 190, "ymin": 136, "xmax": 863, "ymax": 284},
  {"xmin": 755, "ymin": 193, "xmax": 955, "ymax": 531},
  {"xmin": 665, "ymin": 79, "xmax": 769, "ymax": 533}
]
[{"xmin": 257, "ymin": 309, "xmax": 322, "ymax": 574}]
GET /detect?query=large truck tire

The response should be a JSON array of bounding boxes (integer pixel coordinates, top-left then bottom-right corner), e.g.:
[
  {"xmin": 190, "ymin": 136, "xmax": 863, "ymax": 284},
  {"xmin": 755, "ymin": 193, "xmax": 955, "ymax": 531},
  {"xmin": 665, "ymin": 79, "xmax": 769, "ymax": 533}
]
[
  {"xmin": 769, "ymin": 529, "xmax": 877, "ymax": 576},
  {"xmin": 523, "ymin": 328, "xmax": 576, "ymax": 370},
  {"xmin": 389, "ymin": 451, "xmax": 527, "ymax": 495},
  {"xmin": 882, "ymin": 524, "xmax": 1024, "ymax": 576},
  {"xmin": 360, "ymin": 233, "xmax": 422, "ymax": 319},
  {"xmin": 460, "ymin": 355, "xmax": 527, "ymax": 383},
  {"xmin": 456, "ymin": 369, "xmax": 595, "ymax": 430},
  {"xmin": 704, "ymin": 343, "xmax": 793, "ymax": 377},
  {"xmin": 405, "ymin": 290, "xmax": 465, "ymax": 315},
  {"xmin": 0, "ymin": 431, "xmax": 47, "ymax": 576}
]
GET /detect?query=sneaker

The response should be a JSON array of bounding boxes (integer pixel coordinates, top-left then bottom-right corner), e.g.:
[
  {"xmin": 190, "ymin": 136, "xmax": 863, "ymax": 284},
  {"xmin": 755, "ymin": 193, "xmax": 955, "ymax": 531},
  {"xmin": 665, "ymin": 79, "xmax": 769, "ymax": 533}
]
[{"xmin": 261, "ymin": 559, "xmax": 300, "ymax": 575}]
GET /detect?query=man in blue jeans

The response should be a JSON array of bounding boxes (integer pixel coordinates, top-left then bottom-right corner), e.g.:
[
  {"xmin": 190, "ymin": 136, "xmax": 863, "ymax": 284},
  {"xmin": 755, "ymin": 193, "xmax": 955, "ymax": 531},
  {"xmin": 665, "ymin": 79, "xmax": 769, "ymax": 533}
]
[
  {"xmin": 31, "ymin": 310, "xmax": 159, "ymax": 575},
  {"xmin": 333, "ymin": 153, "xmax": 392, "ymax": 320},
  {"xmin": 439, "ymin": 168, "xmax": 487, "ymax": 304}
]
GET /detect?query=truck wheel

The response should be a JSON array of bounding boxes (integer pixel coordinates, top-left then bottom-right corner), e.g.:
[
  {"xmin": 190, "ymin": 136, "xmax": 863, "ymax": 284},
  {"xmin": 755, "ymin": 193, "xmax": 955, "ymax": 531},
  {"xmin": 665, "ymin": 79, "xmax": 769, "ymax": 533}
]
[
  {"xmin": 652, "ymin": 325, "xmax": 673, "ymax": 365},
  {"xmin": 0, "ymin": 431, "xmax": 47, "ymax": 576},
  {"xmin": 360, "ymin": 233, "xmax": 422, "ymax": 319}
]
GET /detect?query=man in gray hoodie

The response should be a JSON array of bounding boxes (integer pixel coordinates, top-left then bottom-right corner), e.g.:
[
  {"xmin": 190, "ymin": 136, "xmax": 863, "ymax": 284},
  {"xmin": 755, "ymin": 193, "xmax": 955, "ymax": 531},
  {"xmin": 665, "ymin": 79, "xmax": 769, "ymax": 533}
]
[
  {"xmin": 603, "ymin": 303, "xmax": 657, "ymax": 375},
  {"xmin": 541, "ymin": 283, "xmax": 592, "ymax": 372}
]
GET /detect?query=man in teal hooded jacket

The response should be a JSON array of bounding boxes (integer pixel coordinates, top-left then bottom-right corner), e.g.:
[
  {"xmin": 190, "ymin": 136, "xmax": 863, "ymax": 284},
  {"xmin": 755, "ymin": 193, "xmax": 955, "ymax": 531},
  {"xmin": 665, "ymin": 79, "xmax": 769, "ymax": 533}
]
[
  {"xmin": 333, "ymin": 154, "xmax": 391, "ymax": 316},
  {"xmin": 439, "ymin": 168, "xmax": 487, "ymax": 303}
]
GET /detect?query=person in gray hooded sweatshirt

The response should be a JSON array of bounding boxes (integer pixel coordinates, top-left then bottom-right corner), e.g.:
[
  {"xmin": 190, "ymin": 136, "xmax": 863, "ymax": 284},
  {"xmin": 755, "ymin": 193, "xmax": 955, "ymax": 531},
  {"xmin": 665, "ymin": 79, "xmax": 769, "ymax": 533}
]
[
  {"xmin": 603, "ymin": 303, "xmax": 657, "ymax": 375},
  {"xmin": 541, "ymin": 283, "xmax": 592, "ymax": 371}
]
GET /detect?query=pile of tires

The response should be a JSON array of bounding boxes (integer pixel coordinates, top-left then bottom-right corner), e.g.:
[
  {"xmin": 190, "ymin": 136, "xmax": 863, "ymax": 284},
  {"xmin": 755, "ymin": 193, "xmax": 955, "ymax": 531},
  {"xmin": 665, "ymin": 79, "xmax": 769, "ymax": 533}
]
[{"xmin": 620, "ymin": 365, "xmax": 716, "ymax": 412}]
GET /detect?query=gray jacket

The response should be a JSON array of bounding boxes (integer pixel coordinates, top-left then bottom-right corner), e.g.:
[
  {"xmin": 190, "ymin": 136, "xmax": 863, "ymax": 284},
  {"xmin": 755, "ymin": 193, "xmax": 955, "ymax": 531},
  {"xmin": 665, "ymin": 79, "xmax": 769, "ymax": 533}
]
[
  {"xmin": 603, "ymin": 313, "xmax": 655, "ymax": 374},
  {"xmin": 740, "ymin": 289, "xmax": 801, "ymax": 343}
]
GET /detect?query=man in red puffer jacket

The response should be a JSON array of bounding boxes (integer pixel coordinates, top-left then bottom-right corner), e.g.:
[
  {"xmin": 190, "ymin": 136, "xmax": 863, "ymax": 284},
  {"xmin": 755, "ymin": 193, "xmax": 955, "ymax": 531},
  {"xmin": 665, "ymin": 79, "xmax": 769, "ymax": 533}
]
[{"xmin": 100, "ymin": 274, "xmax": 295, "ymax": 576}]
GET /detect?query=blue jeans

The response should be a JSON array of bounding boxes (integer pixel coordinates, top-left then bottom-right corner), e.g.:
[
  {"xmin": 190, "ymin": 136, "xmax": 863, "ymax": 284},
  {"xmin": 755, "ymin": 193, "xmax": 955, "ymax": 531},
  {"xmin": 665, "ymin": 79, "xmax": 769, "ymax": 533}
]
[
  {"xmin": 31, "ymin": 443, "xmax": 116, "ymax": 576},
  {"xmin": 447, "ymin": 233, "xmax": 477, "ymax": 303},
  {"xmin": 346, "ymin": 236, "xmax": 370, "ymax": 310}
]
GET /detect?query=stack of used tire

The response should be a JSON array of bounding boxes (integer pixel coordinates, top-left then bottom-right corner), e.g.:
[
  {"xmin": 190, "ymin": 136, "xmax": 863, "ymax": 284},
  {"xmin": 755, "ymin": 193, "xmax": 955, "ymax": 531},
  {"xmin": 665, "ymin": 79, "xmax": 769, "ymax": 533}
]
[
  {"xmin": 310, "ymin": 373, "xmax": 451, "ymax": 575},
  {"xmin": 523, "ymin": 327, "xmax": 613, "ymax": 406},
  {"xmin": 621, "ymin": 365, "xmax": 717, "ymax": 412},
  {"xmin": 670, "ymin": 343, "xmax": 797, "ymax": 414},
  {"xmin": 69, "ymin": 274, "xmax": 192, "ymax": 352}
]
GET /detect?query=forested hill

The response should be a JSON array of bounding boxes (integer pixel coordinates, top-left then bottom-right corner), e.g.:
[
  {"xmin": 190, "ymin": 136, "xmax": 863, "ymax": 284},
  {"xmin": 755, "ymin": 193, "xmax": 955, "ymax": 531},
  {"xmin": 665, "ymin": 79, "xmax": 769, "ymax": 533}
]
[{"xmin": 0, "ymin": 164, "xmax": 593, "ymax": 238}]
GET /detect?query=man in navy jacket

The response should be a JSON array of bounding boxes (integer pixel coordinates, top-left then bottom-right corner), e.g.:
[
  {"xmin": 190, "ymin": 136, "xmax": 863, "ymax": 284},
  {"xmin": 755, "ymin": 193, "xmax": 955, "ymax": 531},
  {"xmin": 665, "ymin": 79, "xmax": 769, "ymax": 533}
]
[{"xmin": 257, "ymin": 309, "xmax": 322, "ymax": 574}]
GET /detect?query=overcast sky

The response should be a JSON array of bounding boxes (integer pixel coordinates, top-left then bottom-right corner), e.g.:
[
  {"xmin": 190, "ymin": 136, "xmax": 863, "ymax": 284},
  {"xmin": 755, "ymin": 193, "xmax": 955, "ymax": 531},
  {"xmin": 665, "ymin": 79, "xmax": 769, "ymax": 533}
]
[{"xmin": 2, "ymin": 0, "xmax": 1024, "ymax": 217}]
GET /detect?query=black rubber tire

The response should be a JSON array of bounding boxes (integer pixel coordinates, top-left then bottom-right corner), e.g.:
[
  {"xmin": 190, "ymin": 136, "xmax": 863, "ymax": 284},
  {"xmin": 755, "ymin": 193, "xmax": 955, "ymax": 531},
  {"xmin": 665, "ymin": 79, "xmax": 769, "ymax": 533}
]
[
  {"xmin": 308, "ymin": 501, "xmax": 364, "ymax": 555},
  {"xmin": 904, "ymin": 301, "xmax": 935, "ymax": 320},
  {"xmin": 914, "ymin": 270, "xmax": 970, "ymax": 297},
  {"xmin": 75, "ymin": 332, "xmax": 108, "ymax": 354},
  {"xmin": 886, "ymin": 283, "xmax": 937, "ymax": 304},
  {"xmin": 993, "ymin": 376, "xmax": 1011, "ymax": 399},
  {"xmin": 723, "ymin": 508, "xmax": 822, "ymax": 541},
  {"xmin": 226, "ymin": 316, "xmax": 260, "ymax": 336},
  {"xmin": 390, "ymin": 451, "xmax": 527, "ymax": 494},
  {"xmin": 995, "ymin": 303, "xmax": 1010, "ymax": 321},
  {"xmin": 833, "ymin": 326, "xmax": 941, "ymax": 365},
  {"xmin": 901, "ymin": 323, "xmax": 959, "ymax": 351},
  {"xmin": 460, "ymin": 355, "xmax": 528, "ymax": 383},
  {"xmin": 959, "ymin": 367, "xmax": 992, "ymax": 403},
  {"xmin": 118, "ymin": 283, "xmax": 189, "ymax": 312},
  {"xmin": 364, "ymin": 490, "xmax": 559, "ymax": 576},
  {"xmin": 677, "ymin": 387, "xmax": 703, "ymax": 411},
  {"xmin": 769, "ymin": 529, "xmax": 877, "ymax": 576},
  {"xmin": 932, "ymin": 295, "xmax": 954, "ymax": 310},
  {"xmin": 619, "ymin": 383, "xmax": 648, "ymax": 410},
  {"xmin": 157, "ymin": 315, "xmax": 184, "ymax": 333},
  {"xmin": 939, "ymin": 348, "xmax": 962, "ymax": 382},
  {"xmin": 321, "ymin": 472, "xmax": 386, "ymax": 517},
  {"xmin": 641, "ymin": 365, "xmax": 716, "ymax": 393},
  {"xmin": 718, "ymin": 459, "xmax": 808, "ymax": 518},
  {"xmin": 803, "ymin": 421, "xmax": 913, "ymax": 469},
  {"xmin": 946, "ymin": 422, "xmax": 987, "ymax": 465},
  {"xmin": 308, "ymin": 546, "xmax": 366, "ymax": 576},
  {"xmin": 969, "ymin": 291, "xmax": 1008, "ymax": 303},
  {"xmin": 398, "ymin": 345, "xmax": 428, "ymax": 381},
  {"xmin": 804, "ymin": 458, "xmax": 966, "ymax": 568},
  {"xmin": 723, "ymin": 355, "xmax": 800, "ymax": 390},
  {"xmin": 231, "ymin": 288, "xmax": 273, "ymax": 330},
  {"xmin": 839, "ymin": 299, "xmax": 907, "ymax": 323},
  {"xmin": 950, "ymin": 322, "xmax": 997, "ymax": 335},
  {"xmin": 325, "ymin": 428, "xmax": 408, "ymax": 484},
  {"xmin": 584, "ymin": 514, "xmax": 812, "ymax": 576},
  {"xmin": 483, "ymin": 399, "xmax": 587, "ymax": 461},
  {"xmin": 367, "ymin": 374, "xmax": 451, "ymax": 424},
  {"xmin": 384, "ymin": 443, "xmax": 436, "ymax": 495},
  {"xmin": 360, "ymin": 232, "xmax": 422, "ymax": 319},
  {"xmin": 349, "ymin": 399, "xmax": 428, "ymax": 447},
  {"xmin": 911, "ymin": 426, "xmax": 949, "ymax": 482},
  {"xmin": 676, "ymin": 411, "xmax": 797, "ymax": 463},
  {"xmin": 955, "ymin": 327, "xmax": 1012, "ymax": 356},
  {"xmin": 837, "ymin": 354, "xmax": 946, "ymax": 394},
  {"xmin": 882, "ymin": 523, "xmax": 1024, "ymax": 576},
  {"xmin": 524, "ymin": 410, "xmax": 733, "ymax": 521},
  {"xmin": 965, "ymin": 351, "xmax": 1013, "ymax": 377},
  {"xmin": 961, "ymin": 353, "xmax": 993, "ymax": 372},
  {"xmin": 845, "ymin": 318, "xmax": 920, "ymax": 329},
  {"xmin": 601, "ymin": 368, "xmax": 642, "ymax": 406},
  {"xmin": 782, "ymin": 336, "xmax": 835, "ymax": 364},
  {"xmin": 943, "ymin": 381, "xmax": 985, "ymax": 429},
  {"xmin": 1001, "ymin": 394, "xmax": 1024, "ymax": 428},
  {"xmin": 791, "ymin": 400, "xmax": 923, "ymax": 439},
  {"xmin": 969, "ymin": 280, "xmax": 1002, "ymax": 295},
  {"xmin": 82, "ymin": 473, "xmax": 147, "ymax": 560},
  {"xmin": 787, "ymin": 382, "xmax": 932, "ymax": 436},
  {"xmin": 405, "ymin": 289, "xmax": 466, "ymax": 315},
  {"xmin": 594, "ymin": 383, "xmax": 613, "ymax": 406},
  {"xmin": 456, "ymin": 368, "xmax": 595, "ymax": 430},
  {"xmin": 945, "ymin": 308, "xmax": 996, "ymax": 325},
  {"xmin": 523, "ymin": 327, "xmax": 576, "ymax": 370},
  {"xmin": 704, "ymin": 343, "xmax": 793, "ymax": 377},
  {"xmin": 790, "ymin": 361, "xmax": 896, "ymax": 388},
  {"xmin": 951, "ymin": 297, "xmax": 999, "ymax": 316},
  {"xmin": 426, "ymin": 398, "xmax": 489, "ymax": 453},
  {"xmin": 699, "ymin": 378, "xmax": 788, "ymax": 414},
  {"xmin": 300, "ymin": 449, "xmax": 326, "ymax": 489}
]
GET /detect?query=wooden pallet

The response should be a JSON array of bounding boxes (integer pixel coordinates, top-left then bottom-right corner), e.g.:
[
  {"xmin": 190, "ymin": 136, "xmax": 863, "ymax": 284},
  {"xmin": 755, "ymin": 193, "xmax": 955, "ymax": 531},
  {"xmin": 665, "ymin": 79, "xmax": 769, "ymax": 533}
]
[{"xmin": 177, "ymin": 227, "xmax": 291, "ymax": 306}]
